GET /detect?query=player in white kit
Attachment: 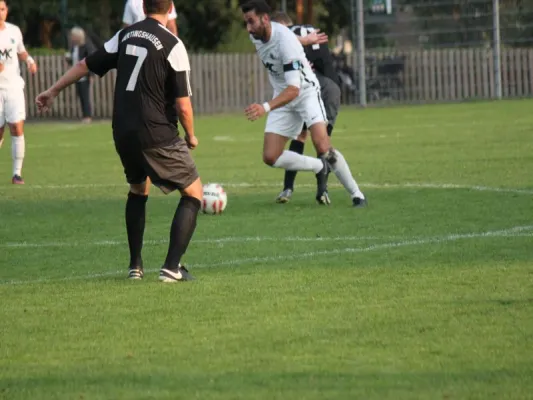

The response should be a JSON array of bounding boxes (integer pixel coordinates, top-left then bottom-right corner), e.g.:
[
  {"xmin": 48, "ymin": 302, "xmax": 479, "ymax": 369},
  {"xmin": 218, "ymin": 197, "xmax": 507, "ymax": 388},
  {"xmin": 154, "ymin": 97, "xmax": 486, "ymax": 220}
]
[
  {"xmin": 0, "ymin": 0, "xmax": 37, "ymax": 184},
  {"xmin": 123, "ymin": 0, "xmax": 178, "ymax": 35},
  {"xmin": 242, "ymin": 0, "xmax": 365, "ymax": 206}
]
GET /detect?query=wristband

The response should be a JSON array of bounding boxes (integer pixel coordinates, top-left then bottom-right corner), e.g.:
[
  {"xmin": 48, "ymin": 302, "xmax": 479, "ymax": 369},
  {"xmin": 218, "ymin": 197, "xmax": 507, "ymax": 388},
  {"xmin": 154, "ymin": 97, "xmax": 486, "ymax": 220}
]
[
  {"xmin": 27, "ymin": 56, "xmax": 35, "ymax": 65},
  {"xmin": 262, "ymin": 102, "xmax": 271, "ymax": 113}
]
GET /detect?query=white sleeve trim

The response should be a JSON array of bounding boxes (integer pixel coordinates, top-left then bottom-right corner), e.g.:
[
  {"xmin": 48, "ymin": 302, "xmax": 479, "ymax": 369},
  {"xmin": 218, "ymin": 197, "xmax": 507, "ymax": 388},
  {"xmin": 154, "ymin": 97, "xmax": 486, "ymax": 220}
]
[
  {"xmin": 284, "ymin": 70, "xmax": 301, "ymax": 88},
  {"xmin": 16, "ymin": 26, "xmax": 26, "ymax": 54},
  {"xmin": 167, "ymin": 41, "xmax": 190, "ymax": 72},
  {"xmin": 104, "ymin": 31, "xmax": 122, "ymax": 54}
]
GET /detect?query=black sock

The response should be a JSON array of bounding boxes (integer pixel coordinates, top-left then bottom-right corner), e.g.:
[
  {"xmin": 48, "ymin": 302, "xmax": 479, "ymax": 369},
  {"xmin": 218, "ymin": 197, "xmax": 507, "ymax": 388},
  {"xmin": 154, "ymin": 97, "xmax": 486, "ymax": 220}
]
[
  {"xmin": 164, "ymin": 196, "xmax": 201, "ymax": 270},
  {"xmin": 126, "ymin": 192, "xmax": 148, "ymax": 268},
  {"xmin": 327, "ymin": 124, "xmax": 333, "ymax": 137},
  {"xmin": 283, "ymin": 140, "xmax": 305, "ymax": 190}
]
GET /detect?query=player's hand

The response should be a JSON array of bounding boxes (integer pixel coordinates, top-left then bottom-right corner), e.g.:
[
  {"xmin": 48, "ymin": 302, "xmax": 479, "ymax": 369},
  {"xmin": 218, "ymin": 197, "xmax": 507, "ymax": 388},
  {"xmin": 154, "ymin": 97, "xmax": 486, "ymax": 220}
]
[
  {"xmin": 245, "ymin": 103, "xmax": 266, "ymax": 121},
  {"xmin": 185, "ymin": 134, "xmax": 198, "ymax": 150},
  {"xmin": 27, "ymin": 61, "xmax": 38, "ymax": 75},
  {"xmin": 306, "ymin": 30, "xmax": 328, "ymax": 45},
  {"xmin": 35, "ymin": 89, "xmax": 57, "ymax": 113}
]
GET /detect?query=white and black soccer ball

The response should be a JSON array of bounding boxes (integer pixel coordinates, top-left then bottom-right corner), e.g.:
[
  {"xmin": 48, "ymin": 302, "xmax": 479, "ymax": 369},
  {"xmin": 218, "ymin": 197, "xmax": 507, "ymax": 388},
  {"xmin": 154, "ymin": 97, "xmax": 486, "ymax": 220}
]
[{"xmin": 202, "ymin": 183, "xmax": 227, "ymax": 215}]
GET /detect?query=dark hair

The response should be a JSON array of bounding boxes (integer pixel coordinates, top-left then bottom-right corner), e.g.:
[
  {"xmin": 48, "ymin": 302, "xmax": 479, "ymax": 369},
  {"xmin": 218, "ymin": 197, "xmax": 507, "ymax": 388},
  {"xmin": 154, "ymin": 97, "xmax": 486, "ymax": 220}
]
[
  {"xmin": 241, "ymin": 0, "xmax": 272, "ymax": 16},
  {"xmin": 144, "ymin": 0, "xmax": 172, "ymax": 15},
  {"xmin": 270, "ymin": 11, "xmax": 292, "ymax": 25}
]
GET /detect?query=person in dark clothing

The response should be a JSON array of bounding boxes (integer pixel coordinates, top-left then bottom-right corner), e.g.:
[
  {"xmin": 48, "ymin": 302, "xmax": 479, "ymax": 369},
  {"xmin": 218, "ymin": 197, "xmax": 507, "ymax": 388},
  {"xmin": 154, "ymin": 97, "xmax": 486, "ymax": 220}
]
[{"xmin": 65, "ymin": 27, "xmax": 95, "ymax": 123}]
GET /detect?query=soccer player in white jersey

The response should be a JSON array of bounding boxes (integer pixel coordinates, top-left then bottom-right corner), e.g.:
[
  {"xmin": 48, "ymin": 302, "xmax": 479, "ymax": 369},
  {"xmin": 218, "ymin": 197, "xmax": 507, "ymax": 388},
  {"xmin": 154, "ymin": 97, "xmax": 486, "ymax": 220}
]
[
  {"xmin": 242, "ymin": 0, "xmax": 366, "ymax": 206},
  {"xmin": 123, "ymin": 0, "xmax": 178, "ymax": 35},
  {"xmin": 0, "ymin": 0, "xmax": 37, "ymax": 184}
]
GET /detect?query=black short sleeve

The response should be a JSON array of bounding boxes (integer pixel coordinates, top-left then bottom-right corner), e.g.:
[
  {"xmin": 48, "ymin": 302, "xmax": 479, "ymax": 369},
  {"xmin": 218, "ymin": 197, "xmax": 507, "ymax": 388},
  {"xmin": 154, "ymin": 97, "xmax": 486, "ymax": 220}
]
[
  {"xmin": 174, "ymin": 70, "xmax": 191, "ymax": 98},
  {"xmin": 85, "ymin": 31, "xmax": 121, "ymax": 77},
  {"xmin": 167, "ymin": 41, "xmax": 192, "ymax": 98}
]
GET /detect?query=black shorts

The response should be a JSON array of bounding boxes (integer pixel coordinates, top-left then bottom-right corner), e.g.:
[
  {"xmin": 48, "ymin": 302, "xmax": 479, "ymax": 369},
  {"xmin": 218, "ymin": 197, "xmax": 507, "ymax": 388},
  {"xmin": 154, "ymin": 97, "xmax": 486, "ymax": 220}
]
[
  {"xmin": 114, "ymin": 137, "xmax": 199, "ymax": 194},
  {"xmin": 302, "ymin": 73, "xmax": 341, "ymax": 134}
]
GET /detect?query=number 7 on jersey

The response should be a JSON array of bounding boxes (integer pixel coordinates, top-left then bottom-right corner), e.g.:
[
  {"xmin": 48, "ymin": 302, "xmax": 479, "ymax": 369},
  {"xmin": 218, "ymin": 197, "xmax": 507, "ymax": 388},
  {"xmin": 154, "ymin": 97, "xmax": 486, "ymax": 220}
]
[{"xmin": 125, "ymin": 44, "xmax": 147, "ymax": 91}]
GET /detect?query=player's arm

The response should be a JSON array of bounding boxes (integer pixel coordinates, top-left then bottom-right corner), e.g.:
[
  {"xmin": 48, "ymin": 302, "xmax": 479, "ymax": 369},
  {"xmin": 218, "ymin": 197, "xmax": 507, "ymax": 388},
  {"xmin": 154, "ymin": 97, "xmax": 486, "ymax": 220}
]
[
  {"xmin": 44, "ymin": 59, "xmax": 90, "ymax": 98},
  {"xmin": 245, "ymin": 70, "xmax": 300, "ymax": 121},
  {"xmin": 246, "ymin": 36, "xmax": 304, "ymax": 121},
  {"xmin": 176, "ymin": 88, "xmax": 195, "ymax": 149},
  {"xmin": 36, "ymin": 31, "xmax": 121, "ymax": 112},
  {"xmin": 168, "ymin": 41, "xmax": 196, "ymax": 148},
  {"xmin": 298, "ymin": 29, "xmax": 328, "ymax": 46},
  {"xmin": 15, "ymin": 28, "xmax": 37, "ymax": 74}
]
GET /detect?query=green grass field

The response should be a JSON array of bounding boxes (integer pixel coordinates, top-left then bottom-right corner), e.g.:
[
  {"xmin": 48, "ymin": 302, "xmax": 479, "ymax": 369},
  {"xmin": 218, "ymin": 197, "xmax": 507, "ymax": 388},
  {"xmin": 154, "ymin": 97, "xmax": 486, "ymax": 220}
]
[{"xmin": 0, "ymin": 100, "xmax": 532, "ymax": 399}]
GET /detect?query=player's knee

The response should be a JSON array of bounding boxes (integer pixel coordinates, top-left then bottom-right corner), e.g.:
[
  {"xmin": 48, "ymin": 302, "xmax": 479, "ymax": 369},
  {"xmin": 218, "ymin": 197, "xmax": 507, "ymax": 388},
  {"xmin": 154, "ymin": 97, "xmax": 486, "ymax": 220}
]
[
  {"xmin": 182, "ymin": 177, "xmax": 203, "ymax": 201},
  {"xmin": 263, "ymin": 152, "xmax": 279, "ymax": 166},
  {"xmin": 297, "ymin": 131, "xmax": 308, "ymax": 142},
  {"xmin": 309, "ymin": 124, "xmax": 331, "ymax": 153},
  {"xmin": 8, "ymin": 123, "xmax": 24, "ymax": 136},
  {"xmin": 129, "ymin": 182, "xmax": 149, "ymax": 196}
]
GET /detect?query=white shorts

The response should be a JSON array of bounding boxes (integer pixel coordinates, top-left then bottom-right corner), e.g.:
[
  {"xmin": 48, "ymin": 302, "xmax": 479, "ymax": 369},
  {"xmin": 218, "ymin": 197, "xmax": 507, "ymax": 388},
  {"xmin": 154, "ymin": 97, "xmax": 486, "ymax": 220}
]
[
  {"xmin": 0, "ymin": 88, "xmax": 26, "ymax": 126},
  {"xmin": 264, "ymin": 88, "xmax": 327, "ymax": 139}
]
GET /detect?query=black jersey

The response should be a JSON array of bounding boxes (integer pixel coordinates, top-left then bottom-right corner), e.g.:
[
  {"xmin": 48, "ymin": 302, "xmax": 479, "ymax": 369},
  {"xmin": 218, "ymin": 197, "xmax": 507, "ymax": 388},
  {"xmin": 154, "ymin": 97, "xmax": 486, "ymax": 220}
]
[
  {"xmin": 86, "ymin": 18, "xmax": 191, "ymax": 149},
  {"xmin": 289, "ymin": 24, "xmax": 339, "ymax": 87}
]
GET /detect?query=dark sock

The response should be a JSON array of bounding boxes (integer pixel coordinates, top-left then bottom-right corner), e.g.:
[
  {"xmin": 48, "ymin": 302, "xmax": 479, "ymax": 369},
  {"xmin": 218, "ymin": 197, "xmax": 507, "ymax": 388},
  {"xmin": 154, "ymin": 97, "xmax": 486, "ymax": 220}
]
[
  {"xmin": 164, "ymin": 196, "xmax": 201, "ymax": 270},
  {"xmin": 327, "ymin": 124, "xmax": 333, "ymax": 137},
  {"xmin": 126, "ymin": 192, "xmax": 148, "ymax": 268},
  {"xmin": 283, "ymin": 140, "xmax": 305, "ymax": 190}
]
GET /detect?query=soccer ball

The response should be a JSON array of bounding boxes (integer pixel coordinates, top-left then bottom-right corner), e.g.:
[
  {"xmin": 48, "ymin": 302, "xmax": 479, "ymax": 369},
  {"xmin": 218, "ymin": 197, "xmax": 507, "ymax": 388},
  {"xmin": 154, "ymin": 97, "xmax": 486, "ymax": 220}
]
[{"xmin": 202, "ymin": 183, "xmax": 227, "ymax": 215}]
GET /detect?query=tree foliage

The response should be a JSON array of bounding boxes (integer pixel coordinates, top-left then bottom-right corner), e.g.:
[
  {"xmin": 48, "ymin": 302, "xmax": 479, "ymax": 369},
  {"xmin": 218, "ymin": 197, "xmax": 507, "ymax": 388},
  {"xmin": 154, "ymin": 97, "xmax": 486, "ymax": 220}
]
[{"xmin": 9, "ymin": 0, "xmax": 395, "ymax": 51}]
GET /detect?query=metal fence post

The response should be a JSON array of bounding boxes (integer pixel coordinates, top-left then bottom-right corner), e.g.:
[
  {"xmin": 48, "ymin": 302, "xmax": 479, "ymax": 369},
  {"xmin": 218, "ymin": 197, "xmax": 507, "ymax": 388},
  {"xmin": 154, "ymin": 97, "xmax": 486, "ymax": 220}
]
[
  {"xmin": 61, "ymin": 0, "xmax": 69, "ymax": 48},
  {"xmin": 354, "ymin": 0, "xmax": 367, "ymax": 106},
  {"xmin": 493, "ymin": 0, "xmax": 502, "ymax": 99},
  {"xmin": 281, "ymin": 0, "xmax": 287, "ymax": 13}
]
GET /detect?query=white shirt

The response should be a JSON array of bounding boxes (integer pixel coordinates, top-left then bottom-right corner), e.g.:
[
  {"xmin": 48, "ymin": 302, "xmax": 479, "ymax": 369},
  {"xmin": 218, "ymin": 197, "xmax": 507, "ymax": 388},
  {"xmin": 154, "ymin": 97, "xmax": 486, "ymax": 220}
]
[
  {"xmin": 251, "ymin": 22, "xmax": 318, "ymax": 97},
  {"xmin": 122, "ymin": 0, "xmax": 178, "ymax": 25},
  {"xmin": 0, "ymin": 22, "xmax": 26, "ymax": 90}
]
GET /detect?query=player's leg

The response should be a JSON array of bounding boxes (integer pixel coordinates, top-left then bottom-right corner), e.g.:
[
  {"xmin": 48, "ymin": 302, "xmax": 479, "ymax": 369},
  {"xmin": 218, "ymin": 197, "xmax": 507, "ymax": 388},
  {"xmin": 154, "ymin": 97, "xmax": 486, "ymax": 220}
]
[
  {"xmin": 159, "ymin": 176, "xmax": 202, "ymax": 283},
  {"xmin": 115, "ymin": 137, "xmax": 149, "ymax": 279},
  {"xmin": 141, "ymin": 139, "xmax": 202, "ymax": 282},
  {"xmin": 77, "ymin": 80, "xmax": 92, "ymax": 123},
  {"xmin": 316, "ymin": 73, "xmax": 342, "ymax": 136},
  {"xmin": 0, "ymin": 91, "xmax": 5, "ymax": 149},
  {"xmin": 263, "ymin": 130, "xmax": 325, "ymax": 174},
  {"xmin": 127, "ymin": 180, "xmax": 150, "ymax": 279},
  {"xmin": 305, "ymin": 91, "xmax": 366, "ymax": 206},
  {"xmin": 8, "ymin": 121, "xmax": 25, "ymax": 184},
  {"xmin": 6, "ymin": 89, "xmax": 27, "ymax": 184},
  {"xmin": 277, "ymin": 128, "xmax": 308, "ymax": 204},
  {"xmin": 263, "ymin": 108, "xmax": 326, "ymax": 187}
]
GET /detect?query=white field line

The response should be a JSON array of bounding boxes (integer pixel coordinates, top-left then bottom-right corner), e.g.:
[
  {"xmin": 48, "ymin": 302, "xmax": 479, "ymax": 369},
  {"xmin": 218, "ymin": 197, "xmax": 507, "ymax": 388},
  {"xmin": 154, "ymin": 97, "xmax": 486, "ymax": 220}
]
[
  {"xmin": 1, "ymin": 225, "xmax": 532, "ymax": 286},
  {"xmin": 0, "ymin": 235, "xmax": 399, "ymax": 250},
  {"xmin": 0, "ymin": 181, "xmax": 531, "ymax": 195}
]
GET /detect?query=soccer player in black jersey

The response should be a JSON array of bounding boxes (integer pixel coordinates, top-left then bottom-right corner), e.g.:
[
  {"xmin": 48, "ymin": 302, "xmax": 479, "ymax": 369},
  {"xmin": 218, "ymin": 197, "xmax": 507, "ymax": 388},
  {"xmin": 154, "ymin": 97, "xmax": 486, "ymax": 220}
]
[
  {"xmin": 36, "ymin": 0, "xmax": 202, "ymax": 282},
  {"xmin": 271, "ymin": 12, "xmax": 367, "ymax": 207}
]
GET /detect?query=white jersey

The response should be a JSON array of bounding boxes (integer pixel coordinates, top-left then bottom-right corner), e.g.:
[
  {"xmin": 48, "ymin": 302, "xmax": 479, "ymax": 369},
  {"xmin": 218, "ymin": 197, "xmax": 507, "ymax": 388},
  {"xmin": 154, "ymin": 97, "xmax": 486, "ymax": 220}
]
[
  {"xmin": 122, "ymin": 0, "xmax": 178, "ymax": 25},
  {"xmin": 0, "ymin": 22, "xmax": 26, "ymax": 90},
  {"xmin": 251, "ymin": 22, "xmax": 319, "ymax": 97}
]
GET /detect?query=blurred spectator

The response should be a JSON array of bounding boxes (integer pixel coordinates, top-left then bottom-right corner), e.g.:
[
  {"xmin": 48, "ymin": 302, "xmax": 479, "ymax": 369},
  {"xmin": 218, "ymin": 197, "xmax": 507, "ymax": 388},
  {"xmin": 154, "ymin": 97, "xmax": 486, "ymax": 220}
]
[{"xmin": 65, "ymin": 26, "xmax": 94, "ymax": 123}]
